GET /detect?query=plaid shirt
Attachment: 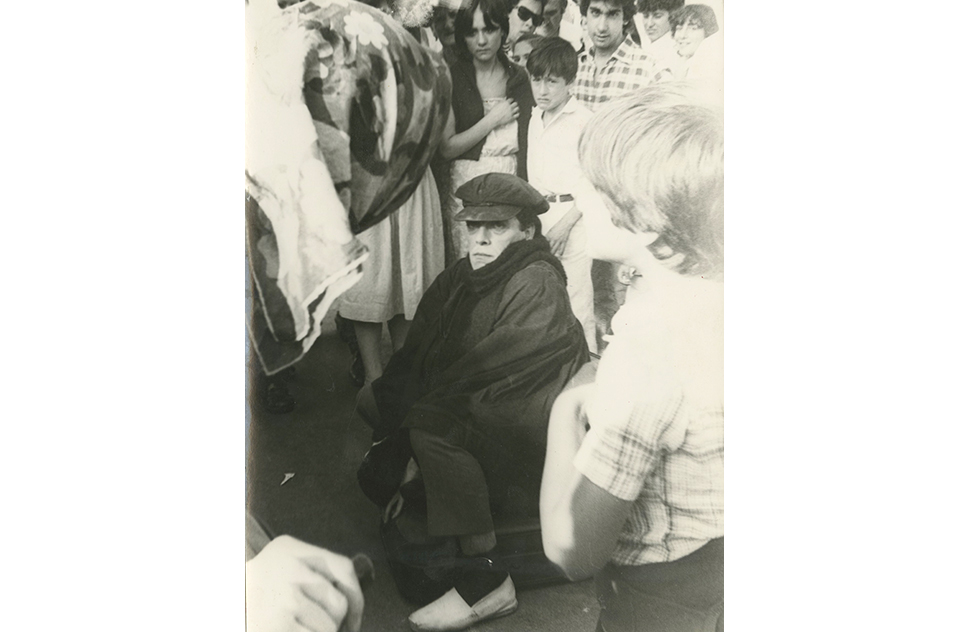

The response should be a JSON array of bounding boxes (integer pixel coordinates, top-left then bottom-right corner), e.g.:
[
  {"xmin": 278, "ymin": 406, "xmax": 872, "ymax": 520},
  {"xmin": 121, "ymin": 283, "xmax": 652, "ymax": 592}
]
[
  {"xmin": 572, "ymin": 35, "xmax": 662, "ymax": 112},
  {"xmin": 574, "ymin": 301, "xmax": 724, "ymax": 566}
]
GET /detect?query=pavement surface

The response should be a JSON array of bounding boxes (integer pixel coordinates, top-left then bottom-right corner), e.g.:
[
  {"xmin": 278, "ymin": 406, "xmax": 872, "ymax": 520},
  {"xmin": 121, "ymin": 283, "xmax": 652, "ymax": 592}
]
[{"xmin": 246, "ymin": 309, "xmax": 599, "ymax": 631}]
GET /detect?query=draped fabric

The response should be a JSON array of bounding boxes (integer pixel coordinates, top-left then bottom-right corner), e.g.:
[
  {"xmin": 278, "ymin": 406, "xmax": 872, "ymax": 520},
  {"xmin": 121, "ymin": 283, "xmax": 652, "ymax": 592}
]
[
  {"xmin": 245, "ymin": 0, "xmax": 452, "ymax": 374},
  {"xmin": 371, "ymin": 238, "xmax": 590, "ymax": 443}
]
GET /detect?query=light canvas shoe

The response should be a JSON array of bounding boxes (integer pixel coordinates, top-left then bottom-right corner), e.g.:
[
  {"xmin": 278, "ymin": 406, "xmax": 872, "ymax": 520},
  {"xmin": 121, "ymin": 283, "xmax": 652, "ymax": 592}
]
[{"xmin": 408, "ymin": 574, "xmax": 517, "ymax": 632}]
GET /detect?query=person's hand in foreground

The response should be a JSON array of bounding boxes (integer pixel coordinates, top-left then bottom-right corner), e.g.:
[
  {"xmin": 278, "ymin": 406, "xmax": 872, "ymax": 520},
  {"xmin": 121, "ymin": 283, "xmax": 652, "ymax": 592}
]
[
  {"xmin": 383, "ymin": 457, "xmax": 421, "ymax": 523},
  {"xmin": 544, "ymin": 206, "xmax": 581, "ymax": 257},
  {"xmin": 246, "ymin": 535, "xmax": 364, "ymax": 632}
]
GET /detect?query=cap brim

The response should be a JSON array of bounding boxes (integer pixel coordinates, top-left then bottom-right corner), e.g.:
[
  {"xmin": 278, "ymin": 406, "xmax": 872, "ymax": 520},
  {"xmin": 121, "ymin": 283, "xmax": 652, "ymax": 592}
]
[{"xmin": 453, "ymin": 204, "xmax": 522, "ymax": 222}]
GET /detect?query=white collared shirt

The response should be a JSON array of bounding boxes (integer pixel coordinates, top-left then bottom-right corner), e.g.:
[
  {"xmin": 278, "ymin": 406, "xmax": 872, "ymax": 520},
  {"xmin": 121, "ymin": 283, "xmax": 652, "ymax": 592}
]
[
  {"xmin": 527, "ymin": 96, "xmax": 593, "ymax": 228},
  {"xmin": 634, "ymin": 24, "xmax": 678, "ymax": 73}
]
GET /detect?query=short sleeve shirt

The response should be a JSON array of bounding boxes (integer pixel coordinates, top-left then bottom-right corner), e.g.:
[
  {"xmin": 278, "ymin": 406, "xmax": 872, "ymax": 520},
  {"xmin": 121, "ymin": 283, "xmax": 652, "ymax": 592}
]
[
  {"xmin": 573, "ymin": 297, "xmax": 724, "ymax": 565},
  {"xmin": 573, "ymin": 35, "xmax": 662, "ymax": 112}
]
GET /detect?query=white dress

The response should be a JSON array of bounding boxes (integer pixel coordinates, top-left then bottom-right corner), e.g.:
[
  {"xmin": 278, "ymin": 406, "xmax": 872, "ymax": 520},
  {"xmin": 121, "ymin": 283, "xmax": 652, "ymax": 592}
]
[
  {"xmin": 337, "ymin": 169, "xmax": 445, "ymax": 322},
  {"xmin": 444, "ymin": 98, "xmax": 519, "ymax": 260}
]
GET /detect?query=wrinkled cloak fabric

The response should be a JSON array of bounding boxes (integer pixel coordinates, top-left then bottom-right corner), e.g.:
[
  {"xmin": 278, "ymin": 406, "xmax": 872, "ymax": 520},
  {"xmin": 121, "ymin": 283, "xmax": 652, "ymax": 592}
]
[
  {"xmin": 371, "ymin": 238, "xmax": 590, "ymax": 447},
  {"xmin": 246, "ymin": 0, "xmax": 452, "ymax": 374}
]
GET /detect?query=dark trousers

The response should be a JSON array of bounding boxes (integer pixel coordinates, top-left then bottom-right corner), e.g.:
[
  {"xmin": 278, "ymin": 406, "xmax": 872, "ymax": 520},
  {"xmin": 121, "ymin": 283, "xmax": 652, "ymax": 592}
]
[
  {"xmin": 410, "ymin": 428, "xmax": 493, "ymax": 537},
  {"xmin": 409, "ymin": 423, "xmax": 544, "ymax": 538},
  {"xmin": 595, "ymin": 538, "xmax": 724, "ymax": 632},
  {"xmin": 592, "ymin": 260, "xmax": 627, "ymax": 352}
]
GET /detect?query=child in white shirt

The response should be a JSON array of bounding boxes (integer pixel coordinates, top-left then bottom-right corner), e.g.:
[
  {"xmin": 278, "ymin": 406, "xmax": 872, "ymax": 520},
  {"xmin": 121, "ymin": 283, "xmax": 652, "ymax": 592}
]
[{"xmin": 526, "ymin": 37, "xmax": 597, "ymax": 351}]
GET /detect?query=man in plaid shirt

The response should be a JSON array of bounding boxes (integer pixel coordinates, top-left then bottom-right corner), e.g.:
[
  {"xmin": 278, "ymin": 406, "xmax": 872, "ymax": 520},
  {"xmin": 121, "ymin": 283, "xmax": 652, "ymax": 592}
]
[{"xmin": 573, "ymin": 0, "xmax": 662, "ymax": 112}]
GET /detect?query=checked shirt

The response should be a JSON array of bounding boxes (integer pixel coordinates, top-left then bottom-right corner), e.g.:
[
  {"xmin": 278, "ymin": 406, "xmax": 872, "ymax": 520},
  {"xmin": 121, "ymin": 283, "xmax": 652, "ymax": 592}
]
[
  {"xmin": 574, "ymin": 299, "xmax": 724, "ymax": 566},
  {"xmin": 573, "ymin": 35, "xmax": 663, "ymax": 113}
]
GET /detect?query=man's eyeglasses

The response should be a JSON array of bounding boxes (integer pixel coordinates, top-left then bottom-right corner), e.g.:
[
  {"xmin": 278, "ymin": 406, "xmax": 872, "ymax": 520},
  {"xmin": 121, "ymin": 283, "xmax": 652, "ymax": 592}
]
[{"xmin": 516, "ymin": 6, "xmax": 544, "ymax": 28}]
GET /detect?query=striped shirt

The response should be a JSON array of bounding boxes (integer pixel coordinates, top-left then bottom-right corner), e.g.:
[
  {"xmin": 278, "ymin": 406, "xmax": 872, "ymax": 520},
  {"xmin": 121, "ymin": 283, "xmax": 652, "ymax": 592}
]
[{"xmin": 572, "ymin": 35, "xmax": 662, "ymax": 112}]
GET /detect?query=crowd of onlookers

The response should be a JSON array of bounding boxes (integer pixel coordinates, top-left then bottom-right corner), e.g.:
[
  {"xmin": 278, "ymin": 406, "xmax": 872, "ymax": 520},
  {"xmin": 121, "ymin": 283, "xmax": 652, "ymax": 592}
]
[{"xmin": 333, "ymin": 0, "xmax": 723, "ymax": 390}]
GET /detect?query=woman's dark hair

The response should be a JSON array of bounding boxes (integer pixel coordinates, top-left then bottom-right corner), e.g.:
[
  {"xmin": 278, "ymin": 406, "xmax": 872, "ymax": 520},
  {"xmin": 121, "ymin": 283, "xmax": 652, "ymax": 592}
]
[
  {"xmin": 526, "ymin": 36, "xmax": 578, "ymax": 83},
  {"xmin": 454, "ymin": 0, "xmax": 510, "ymax": 60},
  {"xmin": 670, "ymin": 4, "xmax": 718, "ymax": 37}
]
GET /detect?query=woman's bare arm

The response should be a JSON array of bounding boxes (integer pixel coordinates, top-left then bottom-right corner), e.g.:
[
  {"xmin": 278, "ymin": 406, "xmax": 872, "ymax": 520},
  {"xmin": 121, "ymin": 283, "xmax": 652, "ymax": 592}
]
[{"xmin": 438, "ymin": 99, "xmax": 519, "ymax": 160}]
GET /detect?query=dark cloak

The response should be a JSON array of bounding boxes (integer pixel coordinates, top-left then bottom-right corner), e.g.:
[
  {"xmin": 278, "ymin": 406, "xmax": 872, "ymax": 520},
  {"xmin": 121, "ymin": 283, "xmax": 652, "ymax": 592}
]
[{"xmin": 367, "ymin": 238, "xmax": 590, "ymax": 510}]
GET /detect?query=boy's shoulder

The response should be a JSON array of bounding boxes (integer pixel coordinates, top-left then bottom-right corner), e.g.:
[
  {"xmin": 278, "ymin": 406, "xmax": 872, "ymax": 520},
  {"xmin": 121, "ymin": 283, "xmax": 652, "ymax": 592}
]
[
  {"xmin": 562, "ymin": 96, "xmax": 594, "ymax": 123},
  {"xmin": 569, "ymin": 97, "xmax": 594, "ymax": 119}
]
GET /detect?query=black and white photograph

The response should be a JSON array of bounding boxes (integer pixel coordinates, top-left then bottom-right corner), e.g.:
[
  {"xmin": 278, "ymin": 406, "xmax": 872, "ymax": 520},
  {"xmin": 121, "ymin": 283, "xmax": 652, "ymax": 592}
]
[
  {"xmin": 7, "ymin": 1, "xmax": 969, "ymax": 630},
  {"xmin": 245, "ymin": 0, "xmax": 723, "ymax": 630}
]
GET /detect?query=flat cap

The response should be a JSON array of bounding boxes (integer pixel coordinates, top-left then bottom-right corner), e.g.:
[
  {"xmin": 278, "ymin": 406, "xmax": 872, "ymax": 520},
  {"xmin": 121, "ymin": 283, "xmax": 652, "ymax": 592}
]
[{"xmin": 454, "ymin": 173, "xmax": 549, "ymax": 222}]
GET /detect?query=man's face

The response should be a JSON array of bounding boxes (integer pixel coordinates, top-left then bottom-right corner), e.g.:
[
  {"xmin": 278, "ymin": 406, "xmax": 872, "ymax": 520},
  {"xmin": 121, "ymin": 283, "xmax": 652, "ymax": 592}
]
[
  {"xmin": 642, "ymin": 9, "xmax": 671, "ymax": 42},
  {"xmin": 674, "ymin": 18, "xmax": 705, "ymax": 58},
  {"xmin": 585, "ymin": 0, "xmax": 626, "ymax": 56},
  {"xmin": 530, "ymin": 73, "xmax": 572, "ymax": 114},
  {"xmin": 432, "ymin": 8, "xmax": 458, "ymax": 47},
  {"xmin": 538, "ymin": 0, "xmax": 564, "ymax": 37},
  {"xmin": 465, "ymin": 218, "xmax": 533, "ymax": 269},
  {"xmin": 509, "ymin": 0, "xmax": 545, "ymax": 44}
]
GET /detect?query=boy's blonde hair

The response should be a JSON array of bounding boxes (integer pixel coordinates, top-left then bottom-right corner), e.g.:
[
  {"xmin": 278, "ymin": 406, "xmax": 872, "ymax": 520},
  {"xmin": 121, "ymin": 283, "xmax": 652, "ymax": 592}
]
[{"xmin": 578, "ymin": 83, "xmax": 723, "ymax": 278}]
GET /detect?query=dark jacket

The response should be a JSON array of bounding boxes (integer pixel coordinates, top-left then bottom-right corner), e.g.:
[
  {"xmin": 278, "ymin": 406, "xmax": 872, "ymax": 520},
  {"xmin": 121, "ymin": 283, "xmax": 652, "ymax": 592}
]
[
  {"xmin": 371, "ymin": 238, "xmax": 589, "ymax": 443},
  {"xmin": 449, "ymin": 55, "xmax": 535, "ymax": 181}
]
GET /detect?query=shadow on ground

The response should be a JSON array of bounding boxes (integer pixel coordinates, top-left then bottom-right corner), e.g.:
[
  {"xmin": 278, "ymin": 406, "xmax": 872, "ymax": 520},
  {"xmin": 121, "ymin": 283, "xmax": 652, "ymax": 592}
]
[{"xmin": 247, "ymin": 309, "xmax": 598, "ymax": 631}]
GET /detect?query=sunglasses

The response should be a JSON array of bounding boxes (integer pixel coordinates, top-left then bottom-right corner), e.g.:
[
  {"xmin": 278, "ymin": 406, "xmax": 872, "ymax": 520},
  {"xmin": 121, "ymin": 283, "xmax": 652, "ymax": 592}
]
[{"xmin": 516, "ymin": 6, "xmax": 544, "ymax": 28}]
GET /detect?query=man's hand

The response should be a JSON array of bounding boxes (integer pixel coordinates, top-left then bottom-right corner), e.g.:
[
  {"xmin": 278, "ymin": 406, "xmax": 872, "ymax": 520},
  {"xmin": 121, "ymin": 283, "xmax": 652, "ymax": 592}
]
[
  {"xmin": 383, "ymin": 458, "xmax": 420, "ymax": 523},
  {"xmin": 246, "ymin": 535, "xmax": 365, "ymax": 632},
  {"xmin": 545, "ymin": 206, "xmax": 582, "ymax": 257},
  {"xmin": 545, "ymin": 219, "xmax": 572, "ymax": 257}
]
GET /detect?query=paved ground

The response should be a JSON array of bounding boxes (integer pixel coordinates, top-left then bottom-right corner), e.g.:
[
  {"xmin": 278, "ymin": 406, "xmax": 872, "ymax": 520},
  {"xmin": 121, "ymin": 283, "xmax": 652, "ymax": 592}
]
[{"xmin": 246, "ymin": 309, "xmax": 599, "ymax": 631}]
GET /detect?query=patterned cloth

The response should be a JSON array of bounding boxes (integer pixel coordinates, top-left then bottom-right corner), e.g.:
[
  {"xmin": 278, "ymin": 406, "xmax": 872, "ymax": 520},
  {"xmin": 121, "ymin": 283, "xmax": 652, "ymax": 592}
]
[
  {"xmin": 246, "ymin": 0, "xmax": 452, "ymax": 375},
  {"xmin": 572, "ymin": 34, "xmax": 662, "ymax": 112},
  {"xmin": 573, "ymin": 291, "xmax": 724, "ymax": 566}
]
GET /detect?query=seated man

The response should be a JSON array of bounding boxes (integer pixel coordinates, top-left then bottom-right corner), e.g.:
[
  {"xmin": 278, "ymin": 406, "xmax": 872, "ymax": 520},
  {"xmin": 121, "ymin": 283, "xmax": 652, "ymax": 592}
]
[{"xmin": 358, "ymin": 172, "xmax": 589, "ymax": 631}]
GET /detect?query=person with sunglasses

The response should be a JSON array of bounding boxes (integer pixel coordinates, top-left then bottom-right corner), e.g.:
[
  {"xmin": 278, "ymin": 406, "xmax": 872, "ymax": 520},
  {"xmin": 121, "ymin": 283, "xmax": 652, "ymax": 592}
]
[
  {"xmin": 503, "ymin": 0, "xmax": 547, "ymax": 55},
  {"xmin": 536, "ymin": 0, "xmax": 584, "ymax": 51}
]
